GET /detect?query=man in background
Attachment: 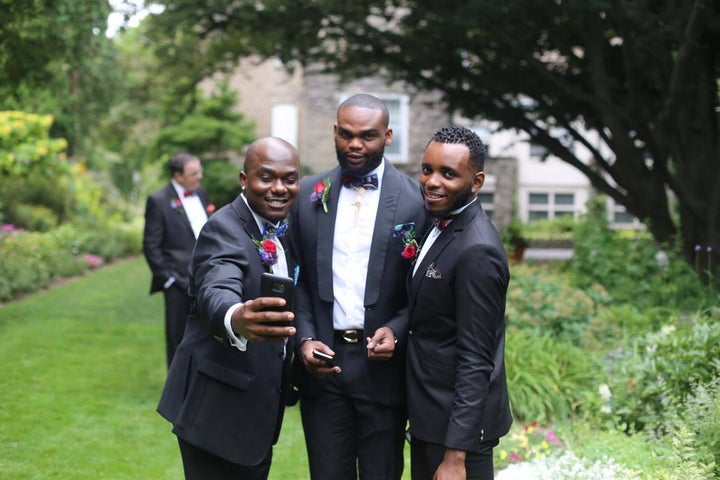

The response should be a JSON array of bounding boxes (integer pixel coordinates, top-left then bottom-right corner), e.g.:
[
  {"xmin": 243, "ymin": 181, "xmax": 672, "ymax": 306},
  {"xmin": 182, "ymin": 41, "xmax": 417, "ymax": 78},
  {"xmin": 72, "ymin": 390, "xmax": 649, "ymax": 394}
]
[{"xmin": 143, "ymin": 151, "xmax": 212, "ymax": 367}]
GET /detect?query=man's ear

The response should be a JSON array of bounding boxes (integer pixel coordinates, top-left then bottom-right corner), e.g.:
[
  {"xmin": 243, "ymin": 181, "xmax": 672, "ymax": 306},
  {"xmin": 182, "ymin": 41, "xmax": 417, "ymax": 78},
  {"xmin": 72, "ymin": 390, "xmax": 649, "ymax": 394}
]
[
  {"xmin": 239, "ymin": 172, "xmax": 246, "ymax": 192},
  {"xmin": 472, "ymin": 171, "xmax": 485, "ymax": 195},
  {"xmin": 384, "ymin": 128, "xmax": 393, "ymax": 146}
]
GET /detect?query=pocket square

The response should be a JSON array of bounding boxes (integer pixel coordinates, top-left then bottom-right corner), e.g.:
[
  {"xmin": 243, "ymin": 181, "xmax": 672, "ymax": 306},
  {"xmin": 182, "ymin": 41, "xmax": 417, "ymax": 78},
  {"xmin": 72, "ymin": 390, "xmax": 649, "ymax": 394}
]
[{"xmin": 425, "ymin": 262, "xmax": 442, "ymax": 279}]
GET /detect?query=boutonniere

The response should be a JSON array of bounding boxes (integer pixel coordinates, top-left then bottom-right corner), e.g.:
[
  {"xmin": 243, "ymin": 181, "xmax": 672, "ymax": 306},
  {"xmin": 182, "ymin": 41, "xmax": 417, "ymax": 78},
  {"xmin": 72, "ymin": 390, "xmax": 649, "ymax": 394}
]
[
  {"xmin": 309, "ymin": 177, "xmax": 331, "ymax": 213},
  {"xmin": 170, "ymin": 198, "xmax": 184, "ymax": 214},
  {"xmin": 252, "ymin": 236, "xmax": 278, "ymax": 268},
  {"xmin": 206, "ymin": 203, "xmax": 216, "ymax": 215},
  {"xmin": 393, "ymin": 222, "xmax": 419, "ymax": 261}
]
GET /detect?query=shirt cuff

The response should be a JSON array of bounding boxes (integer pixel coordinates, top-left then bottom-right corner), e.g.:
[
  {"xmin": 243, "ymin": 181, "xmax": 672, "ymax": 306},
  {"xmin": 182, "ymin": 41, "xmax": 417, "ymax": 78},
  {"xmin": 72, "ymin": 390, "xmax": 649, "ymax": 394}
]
[{"xmin": 224, "ymin": 303, "xmax": 247, "ymax": 351}]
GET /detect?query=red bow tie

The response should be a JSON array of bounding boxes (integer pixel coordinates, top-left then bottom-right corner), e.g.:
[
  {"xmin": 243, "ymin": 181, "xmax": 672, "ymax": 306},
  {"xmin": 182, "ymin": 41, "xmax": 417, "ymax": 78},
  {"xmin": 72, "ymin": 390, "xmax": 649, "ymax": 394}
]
[
  {"xmin": 433, "ymin": 214, "xmax": 457, "ymax": 230},
  {"xmin": 183, "ymin": 190, "xmax": 195, "ymax": 198}
]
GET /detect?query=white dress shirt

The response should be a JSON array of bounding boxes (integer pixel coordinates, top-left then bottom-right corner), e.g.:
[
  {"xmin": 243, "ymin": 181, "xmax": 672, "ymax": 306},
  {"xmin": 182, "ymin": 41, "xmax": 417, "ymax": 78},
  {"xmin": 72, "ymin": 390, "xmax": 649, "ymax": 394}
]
[
  {"xmin": 332, "ymin": 160, "xmax": 385, "ymax": 330},
  {"xmin": 171, "ymin": 179, "xmax": 208, "ymax": 239},
  {"xmin": 413, "ymin": 199, "xmax": 477, "ymax": 277},
  {"xmin": 224, "ymin": 194, "xmax": 290, "ymax": 351}
]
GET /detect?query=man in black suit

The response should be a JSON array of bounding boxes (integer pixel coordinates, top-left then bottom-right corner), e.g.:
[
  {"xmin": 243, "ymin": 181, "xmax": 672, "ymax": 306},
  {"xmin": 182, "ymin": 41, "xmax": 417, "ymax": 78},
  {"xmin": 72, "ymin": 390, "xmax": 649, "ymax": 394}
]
[
  {"xmin": 407, "ymin": 126, "xmax": 512, "ymax": 480},
  {"xmin": 157, "ymin": 137, "xmax": 300, "ymax": 479},
  {"xmin": 289, "ymin": 93, "xmax": 427, "ymax": 479},
  {"xmin": 143, "ymin": 152, "xmax": 213, "ymax": 367}
]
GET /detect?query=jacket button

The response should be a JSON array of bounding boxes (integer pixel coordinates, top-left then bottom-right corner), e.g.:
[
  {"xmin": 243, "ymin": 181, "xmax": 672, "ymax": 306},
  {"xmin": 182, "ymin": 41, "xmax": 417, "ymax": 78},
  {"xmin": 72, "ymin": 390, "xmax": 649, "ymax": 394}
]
[{"xmin": 409, "ymin": 330, "xmax": 413, "ymax": 335}]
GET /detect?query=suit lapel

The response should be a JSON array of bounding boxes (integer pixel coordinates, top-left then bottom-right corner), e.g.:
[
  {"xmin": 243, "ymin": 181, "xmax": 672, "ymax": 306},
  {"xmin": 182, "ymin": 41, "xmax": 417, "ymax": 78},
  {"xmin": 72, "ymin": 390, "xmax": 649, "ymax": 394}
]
[
  {"xmin": 363, "ymin": 164, "xmax": 403, "ymax": 306},
  {"xmin": 317, "ymin": 168, "xmax": 342, "ymax": 302},
  {"xmin": 408, "ymin": 202, "xmax": 480, "ymax": 302}
]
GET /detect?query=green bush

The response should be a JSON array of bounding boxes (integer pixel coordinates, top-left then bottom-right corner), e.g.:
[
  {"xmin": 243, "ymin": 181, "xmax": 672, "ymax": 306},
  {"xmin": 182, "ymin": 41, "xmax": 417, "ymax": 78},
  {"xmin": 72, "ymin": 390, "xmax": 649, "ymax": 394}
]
[
  {"xmin": 506, "ymin": 263, "xmax": 609, "ymax": 345},
  {"xmin": 506, "ymin": 329, "xmax": 603, "ymax": 423},
  {"xmin": 0, "ymin": 221, "xmax": 141, "ymax": 302},
  {"xmin": 600, "ymin": 312, "xmax": 720, "ymax": 434},
  {"xmin": 11, "ymin": 203, "xmax": 58, "ymax": 231},
  {"xmin": 569, "ymin": 196, "xmax": 716, "ymax": 311}
]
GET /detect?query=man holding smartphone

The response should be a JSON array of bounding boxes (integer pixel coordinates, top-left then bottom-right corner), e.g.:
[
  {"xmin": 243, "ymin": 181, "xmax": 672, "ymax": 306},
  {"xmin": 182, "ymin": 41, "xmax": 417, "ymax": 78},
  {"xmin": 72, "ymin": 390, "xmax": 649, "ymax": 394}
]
[{"xmin": 157, "ymin": 137, "xmax": 301, "ymax": 480}]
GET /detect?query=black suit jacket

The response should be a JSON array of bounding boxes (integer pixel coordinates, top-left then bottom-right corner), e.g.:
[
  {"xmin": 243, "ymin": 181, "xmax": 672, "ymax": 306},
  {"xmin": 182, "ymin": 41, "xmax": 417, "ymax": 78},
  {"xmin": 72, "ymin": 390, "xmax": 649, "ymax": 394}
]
[
  {"xmin": 407, "ymin": 201, "xmax": 512, "ymax": 452},
  {"xmin": 289, "ymin": 162, "xmax": 428, "ymax": 406},
  {"xmin": 157, "ymin": 196, "xmax": 295, "ymax": 466},
  {"xmin": 143, "ymin": 183, "xmax": 210, "ymax": 294}
]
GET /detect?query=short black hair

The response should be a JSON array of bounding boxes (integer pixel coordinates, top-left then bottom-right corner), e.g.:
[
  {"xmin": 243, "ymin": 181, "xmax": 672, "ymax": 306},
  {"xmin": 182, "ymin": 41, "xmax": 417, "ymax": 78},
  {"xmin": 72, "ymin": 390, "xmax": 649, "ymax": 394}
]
[
  {"xmin": 338, "ymin": 94, "xmax": 390, "ymax": 128},
  {"xmin": 167, "ymin": 152, "xmax": 198, "ymax": 176},
  {"xmin": 430, "ymin": 126, "xmax": 486, "ymax": 171}
]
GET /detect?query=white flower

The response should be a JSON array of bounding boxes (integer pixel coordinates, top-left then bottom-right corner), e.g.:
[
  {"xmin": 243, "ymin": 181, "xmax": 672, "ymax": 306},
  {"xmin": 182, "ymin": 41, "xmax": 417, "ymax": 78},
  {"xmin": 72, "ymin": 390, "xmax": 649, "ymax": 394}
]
[
  {"xmin": 598, "ymin": 384, "xmax": 612, "ymax": 401},
  {"xmin": 660, "ymin": 324, "xmax": 676, "ymax": 335},
  {"xmin": 601, "ymin": 405, "xmax": 613, "ymax": 414}
]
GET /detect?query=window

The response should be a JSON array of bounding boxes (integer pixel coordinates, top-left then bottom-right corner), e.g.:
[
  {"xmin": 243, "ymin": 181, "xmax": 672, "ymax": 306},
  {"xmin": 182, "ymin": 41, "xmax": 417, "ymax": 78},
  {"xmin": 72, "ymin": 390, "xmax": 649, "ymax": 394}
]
[
  {"xmin": 271, "ymin": 104, "xmax": 298, "ymax": 147},
  {"xmin": 527, "ymin": 191, "xmax": 576, "ymax": 221},
  {"xmin": 340, "ymin": 93, "xmax": 409, "ymax": 163},
  {"xmin": 477, "ymin": 192, "xmax": 494, "ymax": 220},
  {"xmin": 609, "ymin": 199, "xmax": 642, "ymax": 229}
]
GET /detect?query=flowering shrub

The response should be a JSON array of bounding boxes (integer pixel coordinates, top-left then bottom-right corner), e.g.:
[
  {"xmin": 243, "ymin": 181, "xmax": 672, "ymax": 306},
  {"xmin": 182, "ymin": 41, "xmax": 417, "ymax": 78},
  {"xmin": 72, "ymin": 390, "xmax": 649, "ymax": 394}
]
[
  {"xmin": 497, "ymin": 421, "xmax": 564, "ymax": 467},
  {"xmin": 495, "ymin": 451, "xmax": 640, "ymax": 480}
]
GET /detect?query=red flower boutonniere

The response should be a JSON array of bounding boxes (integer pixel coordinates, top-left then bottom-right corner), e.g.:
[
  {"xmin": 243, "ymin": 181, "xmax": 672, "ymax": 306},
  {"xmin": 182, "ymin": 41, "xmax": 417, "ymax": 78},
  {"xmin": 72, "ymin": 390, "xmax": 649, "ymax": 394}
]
[
  {"xmin": 170, "ymin": 198, "xmax": 184, "ymax": 214},
  {"xmin": 206, "ymin": 203, "xmax": 216, "ymax": 215},
  {"xmin": 393, "ymin": 222, "xmax": 419, "ymax": 262},
  {"xmin": 310, "ymin": 177, "xmax": 331, "ymax": 213},
  {"xmin": 252, "ymin": 237, "xmax": 279, "ymax": 269}
]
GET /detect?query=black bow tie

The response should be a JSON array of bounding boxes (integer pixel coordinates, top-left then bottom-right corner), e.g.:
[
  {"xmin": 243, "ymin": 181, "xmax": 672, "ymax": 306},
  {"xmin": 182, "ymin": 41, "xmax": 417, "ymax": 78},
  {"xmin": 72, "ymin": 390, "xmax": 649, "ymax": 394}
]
[
  {"xmin": 341, "ymin": 173, "xmax": 378, "ymax": 190},
  {"xmin": 263, "ymin": 222, "xmax": 288, "ymax": 238},
  {"xmin": 432, "ymin": 214, "xmax": 457, "ymax": 230}
]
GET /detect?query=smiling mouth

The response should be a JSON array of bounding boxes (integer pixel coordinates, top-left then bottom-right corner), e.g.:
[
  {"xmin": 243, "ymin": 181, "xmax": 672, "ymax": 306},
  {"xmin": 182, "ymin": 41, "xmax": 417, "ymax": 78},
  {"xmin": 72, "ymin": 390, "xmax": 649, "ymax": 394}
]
[
  {"xmin": 266, "ymin": 198, "xmax": 289, "ymax": 207},
  {"xmin": 423, "ymin": 190, "xmax": 445, "ymax": 200}
]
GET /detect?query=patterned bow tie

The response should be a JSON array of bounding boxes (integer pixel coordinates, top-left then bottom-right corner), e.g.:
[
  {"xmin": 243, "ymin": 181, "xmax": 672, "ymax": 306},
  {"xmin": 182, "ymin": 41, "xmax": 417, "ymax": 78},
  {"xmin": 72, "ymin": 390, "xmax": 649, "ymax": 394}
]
[
  {"xmin": 183, "ymin": 190, "xmax": 195, "ymax": 198},
  {"xmin": 432, "ymin": 214, "xmax": 457, "ymax": 231},
  {"xmin": 341, "ymin": 173, "xmax": 378, "ymax": 190},
  {"xmin": 263, "ymin": 222, "xmax": 289, "ymax": 238}
]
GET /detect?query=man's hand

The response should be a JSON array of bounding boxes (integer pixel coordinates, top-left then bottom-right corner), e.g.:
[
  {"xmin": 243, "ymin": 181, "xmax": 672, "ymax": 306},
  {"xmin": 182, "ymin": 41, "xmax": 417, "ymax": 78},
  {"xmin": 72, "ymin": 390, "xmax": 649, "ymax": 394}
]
[
  {"xmin": 366, "ymin": 326, "xmax": 396, "ymax": 360},
  {"xmin": 434, "ymin": 448, "xmax": 466, "ymax": 480},
  {"xmin": 299, "ymin": 339, "xmax": 341, "ymax": 378},
  {"xmin": 230, "ymin": 297, "xmax": 295, "ymax": 342}
]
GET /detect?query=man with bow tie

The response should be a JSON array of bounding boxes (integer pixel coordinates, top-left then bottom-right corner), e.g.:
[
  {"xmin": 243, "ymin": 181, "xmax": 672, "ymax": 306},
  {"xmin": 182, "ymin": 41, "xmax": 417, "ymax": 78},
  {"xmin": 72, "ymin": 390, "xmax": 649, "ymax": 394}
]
[
  {"xmin": 158, "ymin": 137, "xmax": 301, "ymax": 479},
  {"xmin": 407, "ymin": 127, "xmax": 512, "ymax": 480},
  {"xmin": 289, "ymin": 93, "xmax": 428, "ymax": 479},
  {"xmin": 143, "ymin": 151, "xmax": 212, "ymax": 367}
]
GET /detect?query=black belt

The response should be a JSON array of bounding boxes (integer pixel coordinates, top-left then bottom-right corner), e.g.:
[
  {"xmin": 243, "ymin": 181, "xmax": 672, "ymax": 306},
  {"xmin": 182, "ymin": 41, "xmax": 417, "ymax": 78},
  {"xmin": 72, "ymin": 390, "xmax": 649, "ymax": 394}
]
[{"xmin": 334, "ymin": 329, "xmax": 364, "ymax": 344}]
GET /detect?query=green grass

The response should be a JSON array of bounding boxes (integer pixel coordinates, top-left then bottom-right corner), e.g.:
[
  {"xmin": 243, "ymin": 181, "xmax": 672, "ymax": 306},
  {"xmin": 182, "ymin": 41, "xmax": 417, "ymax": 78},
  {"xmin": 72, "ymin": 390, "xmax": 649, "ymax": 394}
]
[{"xmin": 0, "ymin": 257, "xmax": 316, "ymax": 479}]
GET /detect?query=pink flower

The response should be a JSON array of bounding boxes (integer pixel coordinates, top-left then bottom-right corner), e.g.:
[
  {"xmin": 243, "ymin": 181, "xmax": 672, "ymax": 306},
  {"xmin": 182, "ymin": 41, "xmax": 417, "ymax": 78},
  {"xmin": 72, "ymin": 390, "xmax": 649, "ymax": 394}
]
[
  {"xmin": 206, "ymin": 203, "xmax": 216, "ymax": 214},
  {"xmin": 509, "ymin": 453, "xmax": 523, "ymax": 462},
  {"xmin": 545, "ymin": 430, "xmax": 562, "ymax": 445}
]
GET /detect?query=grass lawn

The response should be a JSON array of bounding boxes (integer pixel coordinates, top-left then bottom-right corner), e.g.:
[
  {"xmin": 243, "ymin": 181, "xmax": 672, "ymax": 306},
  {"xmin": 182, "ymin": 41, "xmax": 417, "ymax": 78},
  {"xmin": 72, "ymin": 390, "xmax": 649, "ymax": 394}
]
[{"xmin": 0, "ymin": 257, "xmax": 321, "ymax": 479}]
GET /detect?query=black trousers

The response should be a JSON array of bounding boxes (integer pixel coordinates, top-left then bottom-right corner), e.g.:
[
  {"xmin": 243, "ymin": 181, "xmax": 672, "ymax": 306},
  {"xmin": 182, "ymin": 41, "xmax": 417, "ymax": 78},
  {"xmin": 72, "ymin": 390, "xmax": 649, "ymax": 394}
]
[
  {"xmin": 299, "ymin": 341, "xmax": 406, "ymax": 480},
  {"xmin": 178, "ymin": 437, "xmax": 272, "ymax": 480},
  {"xmin": 410, "ymin": 437, "xmax": 498, "ymax": 480},
  {"xmin": 163, "ymin": 284, "xmax": 191, "ymax": 367}
]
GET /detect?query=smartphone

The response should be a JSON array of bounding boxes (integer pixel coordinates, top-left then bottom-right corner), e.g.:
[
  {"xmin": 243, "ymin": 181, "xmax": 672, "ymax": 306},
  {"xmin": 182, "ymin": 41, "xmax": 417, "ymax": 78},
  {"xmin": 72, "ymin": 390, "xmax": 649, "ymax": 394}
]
[
  {"xmin": 260, "ymin": 272, "xmax": 294, "ymax": 326},
  {"xmin": 312, "ymin": 350, "xmax": 335, "ymax": 366}
]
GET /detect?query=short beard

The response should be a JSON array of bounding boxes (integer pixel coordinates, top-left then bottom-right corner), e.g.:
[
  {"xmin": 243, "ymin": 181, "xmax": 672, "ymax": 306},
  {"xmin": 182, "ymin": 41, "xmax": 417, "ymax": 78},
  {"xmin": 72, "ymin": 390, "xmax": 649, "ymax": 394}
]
[
  {"xmin": 424, "ymin": 184, "xmax": 474, "ymax": 217},
  {"xmin": 336, "ymin": 146, "xmax": 385, "ymax": 178}
]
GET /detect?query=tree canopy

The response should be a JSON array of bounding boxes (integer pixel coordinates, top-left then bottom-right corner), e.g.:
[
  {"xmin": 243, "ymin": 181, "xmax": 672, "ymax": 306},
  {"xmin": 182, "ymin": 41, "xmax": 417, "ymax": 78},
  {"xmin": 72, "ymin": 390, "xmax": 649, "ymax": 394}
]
[{"xmin": 145, "ymin": 0, "xmax": 720, "ymax": 282}]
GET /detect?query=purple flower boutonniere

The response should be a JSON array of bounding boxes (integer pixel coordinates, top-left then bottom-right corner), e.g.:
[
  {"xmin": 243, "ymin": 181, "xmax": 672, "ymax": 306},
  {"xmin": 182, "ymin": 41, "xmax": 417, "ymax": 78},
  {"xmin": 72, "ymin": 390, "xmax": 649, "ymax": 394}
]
[
  {"xmin": 393, "ymin": 222, "xmax": 419, "ymax": 261},
  {"xmin": 310, "ymin": 177, "xmax": 331, "ymax": 213},
  {"xmin": 170, "ymin": 198, "xmax": 184, "ymax": 214}
]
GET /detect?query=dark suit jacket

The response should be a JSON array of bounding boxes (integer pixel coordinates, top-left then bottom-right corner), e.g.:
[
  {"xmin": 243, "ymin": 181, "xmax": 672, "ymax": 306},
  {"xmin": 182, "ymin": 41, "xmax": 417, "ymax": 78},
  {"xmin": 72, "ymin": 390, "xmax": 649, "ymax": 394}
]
[
  {"xmin": 143, "ymin": 183, "xmax": 210, "ymax": 294},
  {"xmin": 288, "ymin": 162, "xmax": 427, "ymax": 406},
  {"xmin": 407, "ymin": 201, "xmax": 512, "ymax": 452},
  {"xmin": 157, "ymin": 196, "xmax": 295, "ymax": 466}
]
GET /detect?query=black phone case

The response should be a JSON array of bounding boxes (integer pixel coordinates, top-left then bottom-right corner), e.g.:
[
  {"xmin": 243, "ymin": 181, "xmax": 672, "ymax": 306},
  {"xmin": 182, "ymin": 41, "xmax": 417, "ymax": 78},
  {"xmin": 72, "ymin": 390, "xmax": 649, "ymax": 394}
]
[{"xmin": 260, "ymin": 272, "xmax": 294, "ymax": 313}]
